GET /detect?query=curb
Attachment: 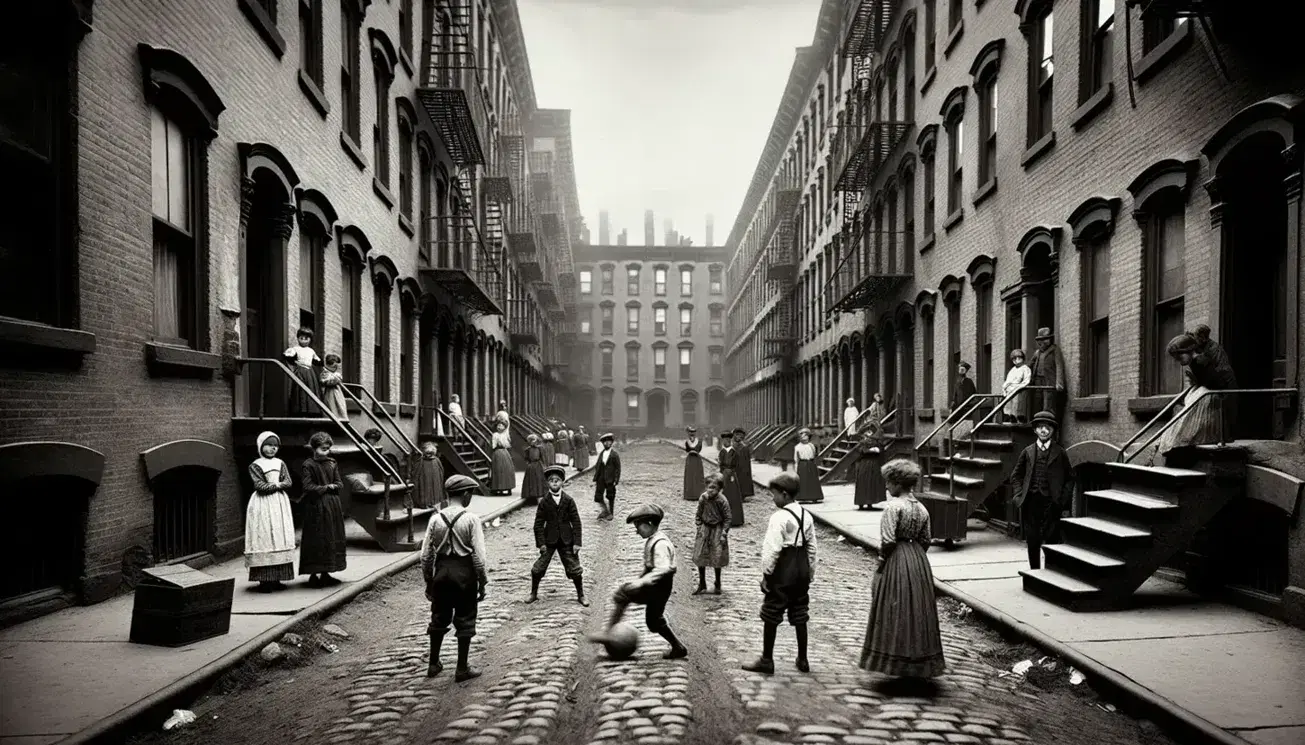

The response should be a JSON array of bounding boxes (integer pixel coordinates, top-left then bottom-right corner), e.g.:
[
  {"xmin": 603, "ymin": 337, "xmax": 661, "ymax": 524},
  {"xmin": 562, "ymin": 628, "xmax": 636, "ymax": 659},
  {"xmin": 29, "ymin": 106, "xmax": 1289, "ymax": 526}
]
[
  {"xmin": 62, "ymin": 467, "xmax": 594, "ymax": 745},
  {"xmin": 692, "ymin": 444, "xmax": 1250, "ymax": 745}
]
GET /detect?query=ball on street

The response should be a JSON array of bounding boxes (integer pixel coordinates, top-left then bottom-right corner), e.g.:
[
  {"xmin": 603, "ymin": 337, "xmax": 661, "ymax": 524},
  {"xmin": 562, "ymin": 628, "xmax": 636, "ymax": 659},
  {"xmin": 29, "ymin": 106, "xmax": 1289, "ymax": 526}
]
[{"xmin": 601, "ymin": 623, "xmax": 640, "ymax": 660}]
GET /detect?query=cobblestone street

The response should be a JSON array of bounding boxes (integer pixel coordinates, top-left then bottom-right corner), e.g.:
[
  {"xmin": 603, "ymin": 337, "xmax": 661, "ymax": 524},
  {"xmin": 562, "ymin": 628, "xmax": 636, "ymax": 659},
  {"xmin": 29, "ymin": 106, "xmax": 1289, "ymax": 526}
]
[{"xmin": 131, "ymin": 444, "xmax": 1175, "ymax": 745}]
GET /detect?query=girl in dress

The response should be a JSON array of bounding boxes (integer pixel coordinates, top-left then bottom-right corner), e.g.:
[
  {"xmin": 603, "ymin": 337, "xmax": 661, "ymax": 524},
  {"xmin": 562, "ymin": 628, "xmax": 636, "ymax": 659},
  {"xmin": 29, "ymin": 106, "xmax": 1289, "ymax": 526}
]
[
  {"xmin": 489, "ymin": 419, "xmax": 517, "ymax": 495},
  {"xmin": 284, "ymin": 327, "xmax": 321, "ymax": 416},
  {"xmin": 859, "ymin": 458, "xmax": 945, "ymax": 680},
  {"xmin": 794, "ymin": 429, "xmax": 824, "ymax": 504},
  {"xmin": 866, "ymin": 393, "xmax": 887, "ymax": 429},
  {"xmin": 298, "ymin": 431, "xmax": 347, "ymax": 587},
  {"xmin": 692, "ymin": 473, "xmax": 731, "ymax": 595},
  {"xmin": 682, "ymin": 426, "xmax": 705, "ymax": 501},
  {"xmin": 843, "ymin": 398, "xmax": 861, "ymax": 436},
  {"xmin": 571, "ymin": 429, "xmax": 590, "ymax": 471},
  {"xmin": 853, "ymin": 424, "xmax": 889, "ymax": 510},
  {"xmin": 522, "ymin": 434, "xmax": 547, "ymax": 504},
  {"xmin": 555, "ymin": 428, "xmax": 571, "ymax": 467},
  {"xmin": 245, "ymin": 431, "xmax": 296, "ymax": 590},
  {"xmin": 413, "ymin": 440, "xmax": 445, "ymax": 509},
  {"xmin": 1149, "ymin": 325, "xmax": 1239, "ymax": 463},
  {"xmin": 448, "ymin": 394, "xmax": 466, "ymax": 436},
  {"xmin": 1000, "ymin": 349, "xmax": 1032, "ymax": 424},
  {"xmin": 541, "ymin": 432, "xmax": 556, "ymax": 467},
  {"xmin": 319, "ymin": 354, "xmax": 348, "ymax": 420}
]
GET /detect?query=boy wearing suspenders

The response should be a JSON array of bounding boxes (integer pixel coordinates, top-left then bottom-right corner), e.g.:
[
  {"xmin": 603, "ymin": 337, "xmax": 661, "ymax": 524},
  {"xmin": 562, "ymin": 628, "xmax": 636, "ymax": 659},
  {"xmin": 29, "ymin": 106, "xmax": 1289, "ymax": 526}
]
[
  {"xmin": 591, "ymin": 503, "xmax": 689, "ymax": 659},
  {"xmin": 743, "ymin": 472, "xmax": 818, "ymax": 675},
  {"xmin": 421, "ymin": 475, "xmax": 490, "ymax": 681}
]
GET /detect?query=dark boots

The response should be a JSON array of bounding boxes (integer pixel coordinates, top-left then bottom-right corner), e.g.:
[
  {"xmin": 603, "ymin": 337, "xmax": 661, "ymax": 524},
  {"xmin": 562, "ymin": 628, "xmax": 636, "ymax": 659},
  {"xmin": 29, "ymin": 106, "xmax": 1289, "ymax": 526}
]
[
  {"xmin": 574, "ymin": 577, "xmax": 590, "ymax": 606},
  {"xmin": 426, "ymin": 632, "xmax": 445, "ymax": 678},
  {"xmin": 658, "ymin": 624, "xmax": 689, "ymax": 659},
  {"xmin": 455, "ymin": 637, "xmax": 481, "ymax": 682},
  {"xmin": 742, "ymin": 622, "xmax": 778, "ymax": 674},
  {"xmin": 795, "ymin": 623, "xmax": 810, "ymax": 672},
  {"xmin": 526, "ymin": 575, "xmax": 541, "ymax": 603}
]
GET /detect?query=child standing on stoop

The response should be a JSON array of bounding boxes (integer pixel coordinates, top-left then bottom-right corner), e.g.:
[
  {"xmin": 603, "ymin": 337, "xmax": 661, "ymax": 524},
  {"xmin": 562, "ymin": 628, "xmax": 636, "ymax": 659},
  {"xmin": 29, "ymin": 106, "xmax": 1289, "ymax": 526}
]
[
  {"xmin": 526, "ymin": 464, "xmax": 588, "ymax": 606},
  {"xmin": 742, "ymin": 471, "xmax": 817, "ymax": 674},
  {"xmin": 590, "ymin": 504, "xmax": 688, "ymax": 659}
]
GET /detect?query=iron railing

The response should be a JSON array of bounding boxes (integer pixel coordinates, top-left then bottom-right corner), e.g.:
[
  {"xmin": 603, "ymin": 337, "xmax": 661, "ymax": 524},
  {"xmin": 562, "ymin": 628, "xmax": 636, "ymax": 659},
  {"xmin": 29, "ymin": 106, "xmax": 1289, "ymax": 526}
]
[{"xmin": 1120, "ymin": 387, "xmax": 1298, "ymax": 462}]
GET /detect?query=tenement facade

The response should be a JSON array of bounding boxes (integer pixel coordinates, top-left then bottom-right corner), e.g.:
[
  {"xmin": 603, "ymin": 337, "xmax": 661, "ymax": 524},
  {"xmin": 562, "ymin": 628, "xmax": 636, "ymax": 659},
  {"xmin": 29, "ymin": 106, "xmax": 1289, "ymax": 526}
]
[
  {"xmin": 569, "ymin": 244, "xmax": 730, "ymax": 435},
  {"xmin": 725, "ymin": 0, "xmax": 1305, "ymax": 622},
  {"xmin": 0, "ymin": 0, "xmax": 582, "ymax": 623}
]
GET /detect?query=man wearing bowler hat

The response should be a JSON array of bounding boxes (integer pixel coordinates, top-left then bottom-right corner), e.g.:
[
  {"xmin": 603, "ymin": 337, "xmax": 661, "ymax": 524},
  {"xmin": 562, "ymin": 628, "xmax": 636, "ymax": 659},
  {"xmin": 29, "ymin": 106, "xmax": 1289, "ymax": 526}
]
[
  {"xmin": 1030, "ymin": 327, "xmax": 1067, "ymax": 436},
  {"xmin": 1009, "ymin": 411, "xmax": 1074, "ymax": 570},
  {"xmin": 593, "ymin": 432, "xmax": 622, "ymax": 520}
]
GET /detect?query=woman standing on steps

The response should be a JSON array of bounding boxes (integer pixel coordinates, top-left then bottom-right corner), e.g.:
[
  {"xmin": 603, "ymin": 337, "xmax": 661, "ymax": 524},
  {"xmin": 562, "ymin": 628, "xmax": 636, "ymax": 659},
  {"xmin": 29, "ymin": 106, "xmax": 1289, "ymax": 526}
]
[
  {"xmin": 682, "ymin": 426, "xmax": 705, "ymax": 500},
  {"xmin": 794, "ymin": 429, "xmax": 824, "ymax": 504}
]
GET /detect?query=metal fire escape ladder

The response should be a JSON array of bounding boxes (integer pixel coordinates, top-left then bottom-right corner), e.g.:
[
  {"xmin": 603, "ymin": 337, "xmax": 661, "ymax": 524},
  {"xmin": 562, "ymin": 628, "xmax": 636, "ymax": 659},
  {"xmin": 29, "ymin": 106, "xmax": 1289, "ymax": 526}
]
[{"xmin": 416, "ymin": 0, "xmax": 487, "ymax": 168}]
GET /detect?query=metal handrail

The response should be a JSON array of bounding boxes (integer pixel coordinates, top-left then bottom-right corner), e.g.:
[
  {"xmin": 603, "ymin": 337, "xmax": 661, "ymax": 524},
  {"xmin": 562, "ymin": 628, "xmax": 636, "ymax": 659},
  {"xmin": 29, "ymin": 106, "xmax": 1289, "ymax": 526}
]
[
  {"xmin": 818, "ymin": 406, "xmax": 899, "ymax": 460},
  {"xmin": 341, "ymin": 383, "xmax": 418, "ymax": 457},
  {"xmin": 235, "ymin": 357, "xmax": 401, "ymax": 485},
  {"xmin": 434, "ymin": 407, "xmax": 494, "ymax": 466},
  {"xmin": 1117, "ymin": 384, "xmax": 1193, "ymax": 459},
  {"xmin": 1120, "ymin": 387, "xmax": 1297, "ymax": 463},
  {"xmin": 915, "ymin": 393, "xmax": 992, "ymax": 454},
  {"xmin": 967, "ymin": 384, "xmax": 1055, "ymax": 456}
]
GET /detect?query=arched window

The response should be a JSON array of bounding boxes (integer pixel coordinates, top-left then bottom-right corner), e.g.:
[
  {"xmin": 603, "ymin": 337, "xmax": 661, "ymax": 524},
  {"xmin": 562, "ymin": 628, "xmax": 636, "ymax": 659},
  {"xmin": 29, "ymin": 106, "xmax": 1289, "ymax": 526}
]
[
  {"xmin": 599, "ymin": 300, "xmax": 615, "ymax": 335},
  {"xmin": 337, "ymin": 225, "xmax": 372, "ymax": 382},
  {"xmin": 599, "ymin": 341, "xmax": 615, "ymax": 380},
  {"xmin": 370, "ymin": 255, "xmax": 397, "ymax": 401},
  {"xmin": 681, "ymin": 389, "xmax": 699, "ymax": 425},
  {"xmin": 625, "ymin": 340, "xmax": 641, "ymax": 381},
  {"xmin": 652, "ymin": 341, "xmax": 669, "ymax": 381},
  {"xmin": 940, "ymin": 86, "xmax": 967, "ymax": 220},
  {"xmin": 917, "ymin": 124, "xmax": 938, "ymax": 240},
  {"xmin": 1069, "ymin": 196, "xmax": 1121, "ymax": 396},
  {"xmin": 396, "ymin": 99, "xmax": 417, "ymax": 225},
  {"xmin": 370, "ymin": 29, "xmax": 398, "ymax": 199},
  {"xmin": 296, "ymin": 189, "xmax": 338, "ymax": 342},
  {"xmin": 969, "ymin": 40, "xmax": 1004, "ymax": 190}
]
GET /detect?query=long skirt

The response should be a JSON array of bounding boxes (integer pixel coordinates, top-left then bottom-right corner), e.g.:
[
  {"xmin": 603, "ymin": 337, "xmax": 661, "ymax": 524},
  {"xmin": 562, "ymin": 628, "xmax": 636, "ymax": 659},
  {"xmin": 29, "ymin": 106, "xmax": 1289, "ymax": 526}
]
[
  {"xmin": 245, "ymin": 490, "xmax": 296, "ymax": 582},
  {"xmin": 542, "ymin": 443, "xmax": 556, "ymax": 465},
  {"xmin": 299, "ymin": 493, "xmax": 347, "ymax": 576},
  {"xmin": 737, "ymin": 453, "xmax": 755, "ymax": 498},
  {"xmin": 853, "ymin": 454, "xmax": 885, "ymax": 508},
  {"xmin": 692, "ymin": 522, "xmax": 729, "ymax": 568},
  {"xmin": 796, "ymin": 459, "xmax": 824, "ymax": 503},
  {"xmin": 490, "ymin": 448, "xmax": 516, "ymax": 493},
  {"xmin": 683, "ymin": 454, "xmax": 705, "ymax": 501},
  {"xmin": 574, "ymin": 446, "xmax": 590, "ymax": 471},
  {"xmin": 321, "ymin": 385, "xmax": 348, "ymax": 420},
  {"xmin": 288, "ymin": 364, "xmax": 320, "ymax": 416},
  {"xmin": 859, "ymin": 541, "xmax": 946, "ymax": 678},
  {"xmin": 522, "ymin": 461, "xmax": 546, "ymax": 502},
  {"xmin": 1152, "ymin": 385, "xmax": 1231, "ymax": 458},
  {"xmin": 722, "ymin": 471, "xmax": 745, "ymax": 527}
]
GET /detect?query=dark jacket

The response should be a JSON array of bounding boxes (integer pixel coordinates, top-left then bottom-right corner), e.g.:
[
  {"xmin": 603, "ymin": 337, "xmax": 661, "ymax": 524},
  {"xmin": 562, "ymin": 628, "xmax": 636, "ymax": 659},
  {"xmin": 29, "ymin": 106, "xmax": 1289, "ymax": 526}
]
[
  {"xmin": 951, "ymin": 376, "xmax": 978, "ymax": 412},
  {"xmin": 533, "ymin": 491, "xmax": 582, "ymax": 548},
  {"xmin": 593, "ymin": 447, "xmax": 622, "ymax": 486},
  {"xmin": 1009, "ymin": 441, "xmax": 1074, "ymax": 510},
  {"xmin": 1030, "ymin": 343, "xmax": 1068, "ymax": 390}
]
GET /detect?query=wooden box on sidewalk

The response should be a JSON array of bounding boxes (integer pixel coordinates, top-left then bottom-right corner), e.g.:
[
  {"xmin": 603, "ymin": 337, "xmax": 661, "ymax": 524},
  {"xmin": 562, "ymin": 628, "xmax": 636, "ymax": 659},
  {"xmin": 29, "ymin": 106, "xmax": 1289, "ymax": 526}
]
[
  {"xmin": 919, "ymin": 494, "xmax": 969, "ymax": 543},
  {"xmin": 129, "ymin": 565, "xmax": 235, "ymax": 647}
]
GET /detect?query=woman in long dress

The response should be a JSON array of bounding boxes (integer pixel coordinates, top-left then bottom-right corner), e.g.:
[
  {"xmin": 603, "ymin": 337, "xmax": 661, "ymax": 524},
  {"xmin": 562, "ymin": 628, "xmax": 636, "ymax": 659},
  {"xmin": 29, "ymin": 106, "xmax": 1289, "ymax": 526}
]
[
  {"xmin": 859, "ymin": 458, "xmax": 946, "ymax": 679},
  {"xmin": 299, "ymin": 431, "xmax": 347, "ymax": 587},
  {"xmin": 245, "ymin": 431, "xmax": 296, "ymax": 589},
  {"xmin": 555, "ymin": 428, "xmax": 571, "ymax": 467},
  {"xmin": 717, "ymin": 432, "xmax": 745, "ymax": 528},
  {"xmin": 541, "ymin": 432, "xmax": 556, "ymax": 466},
  {"xmin": 734, "ymin": 427, "xmax": 755, "ymax": 500},
  {"xmin": 572, "ymin": 429, "xmax": 590, "ymax": 471},
  {"xmin": 691, "ymin": 474, "xmax": 731, "ymax": 595},
  {"xmin": 853, "ymin": 426, "xmax": 888, "ymax": 510},
  {"xmin": 843, "ymin": 398, "xmax": 861, "ymax": 436},
  {"xmin": 1001, "ymin": 349, "xmax": 1032, "ymax": 423},
  {"xmin": 682, "ymin": 426, "xmax": 705, "ymax": 500},
  {"xmin": 489, "ymin": 420, "xmax": 516, "ymax": 495},
  {"xmin": 283, "ymin": 328, "xmax": 321, "ymax": 416},
  {"xmin": 1151, "ymin": 325, "xmax": 1238, "ymax": 462},
  {"xmin": 794, "ymin": 428, "xmax": 824, "ymax": 504},
  {"xmin": 522, "ymin": 434, "xmax": 546, "ymax": 504}
]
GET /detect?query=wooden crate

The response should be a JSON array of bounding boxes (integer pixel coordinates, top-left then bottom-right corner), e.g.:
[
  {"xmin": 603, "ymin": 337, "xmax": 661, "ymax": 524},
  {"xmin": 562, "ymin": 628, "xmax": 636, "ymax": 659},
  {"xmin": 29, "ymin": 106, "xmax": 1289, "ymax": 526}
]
[
  {"xmin": 919, "ymin": 494, "xmax": 969, "ymax": 543},
  {"xmin": 130, "ymin": 565, "xmax": 235, "ymax": 647}
]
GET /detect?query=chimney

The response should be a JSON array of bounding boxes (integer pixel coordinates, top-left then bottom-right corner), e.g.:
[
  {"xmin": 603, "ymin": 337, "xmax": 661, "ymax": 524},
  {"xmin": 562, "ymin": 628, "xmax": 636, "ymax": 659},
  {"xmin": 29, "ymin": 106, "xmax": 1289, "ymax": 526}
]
[
  {"xmin": 663, "ymin": 218, "xmax": 674, "ymax": 245},
  {"xmin": 617, "ymin": 228, "xmax": 628, "ymax": 246},
  {"xmin": 598, "ymin": 210, "xmax": 610, "ymax": 244},
  {"xmin": 705, "ymin": 214, "xmax": 714, "ymax": 247},
  {"xmin": 667, "ymin": 229, "xmax": 679, "ymax": 246},
  {"xmin": 644, "ymin": 210, "xmax": 655, "ymax": 246}
]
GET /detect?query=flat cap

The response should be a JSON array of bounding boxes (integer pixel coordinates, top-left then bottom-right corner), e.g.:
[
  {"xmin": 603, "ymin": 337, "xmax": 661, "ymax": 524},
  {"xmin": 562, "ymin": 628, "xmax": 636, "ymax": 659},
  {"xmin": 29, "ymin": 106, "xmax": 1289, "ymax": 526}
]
[
  {"xmin": 543, "ymin": 464, "xmax": 567, "ymax": 481},
  {"xmin": 444, "ymin": 474, "xmax": 481, "ymax": 494},
  {"xmin": 768, "ymin": 472, "xmax": 800, "ymax": 495},
  {"xmin": 625, "ymin": 503, "xmax": 664, "ymax": 524},
  {"xmin": 600, "ymin": 432, "xmax": 615, "ymax": 441}
]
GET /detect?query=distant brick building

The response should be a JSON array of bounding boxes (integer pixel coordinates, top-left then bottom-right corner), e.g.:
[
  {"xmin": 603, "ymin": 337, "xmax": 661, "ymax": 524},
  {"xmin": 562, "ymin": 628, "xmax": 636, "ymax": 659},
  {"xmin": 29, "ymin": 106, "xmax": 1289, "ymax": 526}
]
[
  {"xmin": 569, "ymin": 244, "xmax": 730, "ymax": 435},
  {"xmin": 724, "ymin": 0, "xmax": 1305, "ymax": 625},
  {"xmin": 0, "ymin": 0, "xmax": 581, "ymax": 625}
]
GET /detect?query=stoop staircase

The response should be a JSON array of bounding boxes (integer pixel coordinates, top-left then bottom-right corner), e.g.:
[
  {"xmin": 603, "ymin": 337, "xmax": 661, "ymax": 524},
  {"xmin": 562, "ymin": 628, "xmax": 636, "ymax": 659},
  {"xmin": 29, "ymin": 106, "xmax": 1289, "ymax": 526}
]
[
  {"xmin": 817, "ymin": 409, "xmax": 906, "ymax": 483},
  {"xmin": 927, "ymin": 422, "xmax": 1036, "ymax": 513},
  {"xmin": 1021, "ymin": 446, "xmax": 1247, "ymax": 611}
]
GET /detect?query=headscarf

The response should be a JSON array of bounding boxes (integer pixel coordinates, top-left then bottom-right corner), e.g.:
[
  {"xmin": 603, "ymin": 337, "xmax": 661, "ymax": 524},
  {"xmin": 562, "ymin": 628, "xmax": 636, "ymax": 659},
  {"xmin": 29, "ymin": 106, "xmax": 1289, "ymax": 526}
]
[{"xmin": 256, "ymin": 431, "xmax": 280, "ymax": 456}]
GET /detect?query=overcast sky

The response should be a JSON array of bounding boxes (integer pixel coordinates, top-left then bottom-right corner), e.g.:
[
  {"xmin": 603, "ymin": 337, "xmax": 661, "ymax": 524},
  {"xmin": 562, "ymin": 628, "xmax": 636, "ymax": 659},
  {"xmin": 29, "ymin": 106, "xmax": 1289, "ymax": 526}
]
[{"xmin": 517, "ymin": 0, "xmax": 819, "ymax": 248}]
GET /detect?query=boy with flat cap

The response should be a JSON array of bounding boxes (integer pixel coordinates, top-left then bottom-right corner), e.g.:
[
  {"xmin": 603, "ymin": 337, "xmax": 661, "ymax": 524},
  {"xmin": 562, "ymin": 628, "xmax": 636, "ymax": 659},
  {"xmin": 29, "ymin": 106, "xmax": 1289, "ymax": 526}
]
[
  {"xmin": 593, "ymin": 431, "xmax": 622, "ymax": 520},
  {"xmin": 527, "ymin": 464, "xmax": 589, "ymax": 606},
  {"xmin": 591, "ymin": 503, "xmax": 689, "ymax": 659},
  {"xmin": 421, "ymin": 474, "xmax": 490, "ymax": 681},
  {"xmin": 743, "ymin": 471, "xmax": 817, "ymax": 675}
]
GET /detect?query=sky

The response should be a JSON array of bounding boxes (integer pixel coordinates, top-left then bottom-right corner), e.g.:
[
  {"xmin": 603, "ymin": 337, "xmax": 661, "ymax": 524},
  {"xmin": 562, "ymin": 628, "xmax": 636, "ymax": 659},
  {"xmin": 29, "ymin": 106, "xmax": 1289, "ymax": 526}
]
[{"xmin": 516, "ymin": 0, "xmax": 820, "ymax": 248}]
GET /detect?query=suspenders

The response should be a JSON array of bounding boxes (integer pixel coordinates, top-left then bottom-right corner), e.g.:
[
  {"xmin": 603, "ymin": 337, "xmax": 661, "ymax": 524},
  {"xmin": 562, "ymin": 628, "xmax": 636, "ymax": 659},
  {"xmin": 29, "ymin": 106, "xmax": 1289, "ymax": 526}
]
[
  {"xmin": 781, "ymin": 505, "xmax": 807, "ymax": 548},
  {"xmin": 434, "ymin": 511, "xmax": 467, "ymax": 556}
]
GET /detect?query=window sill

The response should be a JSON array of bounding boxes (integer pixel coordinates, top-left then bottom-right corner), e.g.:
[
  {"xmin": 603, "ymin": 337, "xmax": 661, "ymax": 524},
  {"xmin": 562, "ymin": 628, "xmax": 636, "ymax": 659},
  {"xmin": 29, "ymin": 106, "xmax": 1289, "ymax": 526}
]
[
  {"xmin": 399, "ymin": 48, "xmax": 414, "ymax": 79},
  {"xmin": 373, "ymin": 178, "xmax": 395, "ymax": 210},
  {"xmin": 944, "ymin": 22, "xmax": 965, "ymax": 58},
  {"xmin": 0, "ymin": 317, "xmax": 96, "ymax": 365},
  {"xmin": 298, "ymin": 70, "xmax": 329, "ymax": 119},
  {"xmin": 916, "ymin": 408, "xmax": 937, "ymax": 422},
  {"xmin": 372, "ymin": 401, "xmax": 398, "ymax": 416},
  {"xmin": 1128, "ymin": 394, "xmax": 1176, "ymax": 416},
  {"xmin": 1072, "ymin": 83, "xmax": 1113, "ymax": 131},
  {"xmin": 1134, "ymin": 23, "xmax": 1193, "ymax": 84},
  {"xmin": 398, "ymin": 403, "xmax": 417, "ymax": 418},
  {"xmin": 1021, "ymin": 131, "xmax": 1056, "ymax": 170},
  {"xmin": 340, "ymin": 132, "xmax": 367, "ymax": 171},
  {"xmin": 238, "ymin": 0, "xmax": 286, "ymax": 59},
  {"xmin": 943, "ymin": 209, "xmax": 964, "ymax": 232},
  {"xmin": 1070, "ymin": 395, "xmax": 1111, "ymax": 417},
  {"xmin": 973, "ymin": 178, "xmax": 998, "ymax": 208},
  {"xmin": 398, "ymin": 212, "xmax": 414, "ymax": 237},
  {"xmin": 144, "ymin": 342, "xmax": 220, "ymax": 379},
  {"xmin": 919, "ymin": 232, "xmax": 936, "ymax": 254},
  {"xmin": 921, "ymin": 66, "xmax": 937, "ymax": 95}
]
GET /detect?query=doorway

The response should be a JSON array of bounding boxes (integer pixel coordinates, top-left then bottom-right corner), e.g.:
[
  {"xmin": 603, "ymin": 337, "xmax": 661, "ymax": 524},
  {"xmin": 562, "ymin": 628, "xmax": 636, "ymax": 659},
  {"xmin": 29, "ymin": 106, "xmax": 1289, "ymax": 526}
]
[
  {"xmin": 1020, "ymin": 245, "xmax": 1057, "ymax": 352},
  {"xmin": 242, "ymin": 193, "xmax": 288, "ymax": 417},
  {"xmin": 706, "ymin": 388, "xmax": 725, "ymax": 427},
  {"xmin": 1219, "ymin": 133, "xmax": 1292, "ymax": 439},
  {"xmin": 646, "ymin": 390, "xmax": 668, "ymax": 432}
]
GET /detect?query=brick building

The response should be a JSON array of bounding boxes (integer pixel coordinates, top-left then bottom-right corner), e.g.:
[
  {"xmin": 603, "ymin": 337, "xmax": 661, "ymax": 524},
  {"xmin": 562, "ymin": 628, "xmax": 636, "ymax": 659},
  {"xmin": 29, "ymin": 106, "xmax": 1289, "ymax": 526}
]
[
  {"xmin": 724, "ymin": 0, "xmax": 1305, "ymax": 625},
  {"xmin": 569, "ymin": 242, "xmax": 730, "ymax": 436},
  {"xmin": 0, "ymin": 0, "xmax": 582, "ymax": 624}
]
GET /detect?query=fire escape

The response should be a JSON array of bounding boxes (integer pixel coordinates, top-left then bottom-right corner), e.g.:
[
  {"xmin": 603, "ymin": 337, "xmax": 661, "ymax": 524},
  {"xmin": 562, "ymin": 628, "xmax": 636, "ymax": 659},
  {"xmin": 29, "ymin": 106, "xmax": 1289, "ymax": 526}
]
[
  {"xmin": 415, "ymin": 0, "xmax": 503, "ymax": 316},
  {"xmin": 761, "ymin": 188, "xmax": 802, "ymax": 365},
  {"xmin": 828, "ymin": 0, "xmax": 912, "ymax": 316}
]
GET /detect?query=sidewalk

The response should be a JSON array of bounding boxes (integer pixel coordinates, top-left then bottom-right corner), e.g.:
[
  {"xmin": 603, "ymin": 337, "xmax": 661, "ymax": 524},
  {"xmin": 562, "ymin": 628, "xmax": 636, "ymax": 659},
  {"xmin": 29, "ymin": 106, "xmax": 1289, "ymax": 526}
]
[
  {"xmin": 0, "ymin": 464, "xmax": 586, "ymax": 745},
  {"xmin": 693, "ymin": 443, "xmax": 1305, "ymax": 745}
]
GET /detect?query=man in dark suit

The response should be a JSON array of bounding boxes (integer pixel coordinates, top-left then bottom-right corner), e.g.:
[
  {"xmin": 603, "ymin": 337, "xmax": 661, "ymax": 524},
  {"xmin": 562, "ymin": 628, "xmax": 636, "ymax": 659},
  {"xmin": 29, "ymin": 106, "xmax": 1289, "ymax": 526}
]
[
  {"xmin": 593, "ymin": 432, "xmax": 621, "ymax": 521},
  {"xmin": 1008, "ymin": 411, "xmax": 1075, "ymax": 570},
  {"xmin": 527, "ymin": 465, "xmax": 588, "ymax": 606},
  {"xmin": 1030, "ymin": 327, "xmax": 1068, "ymax": 437}
]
